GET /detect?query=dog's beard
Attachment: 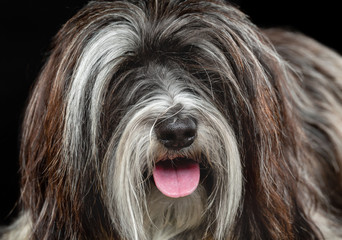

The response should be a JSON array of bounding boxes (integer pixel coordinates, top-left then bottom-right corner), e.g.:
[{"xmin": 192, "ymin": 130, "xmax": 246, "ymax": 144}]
[{"xmin": 101, "ymin": 88, "xmax": 243, "ymax": 240}]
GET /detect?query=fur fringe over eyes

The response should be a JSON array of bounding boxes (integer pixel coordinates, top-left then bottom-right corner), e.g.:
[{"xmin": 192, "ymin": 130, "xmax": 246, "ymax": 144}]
[{"xmin": 1, "ymin": 0, "xmax": 342, "ymax": 240}]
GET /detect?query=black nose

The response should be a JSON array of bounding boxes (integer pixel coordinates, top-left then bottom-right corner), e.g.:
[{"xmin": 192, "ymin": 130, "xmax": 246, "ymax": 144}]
[{"xmin": 155, "ymin": 117, "xmax": 197, "ymax": 150}]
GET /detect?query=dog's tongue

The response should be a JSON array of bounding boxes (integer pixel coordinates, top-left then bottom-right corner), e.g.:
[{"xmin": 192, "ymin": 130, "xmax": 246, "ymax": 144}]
[{"xmin": 153, "ymin": 158, "xmax": 200, "ymax": 198}]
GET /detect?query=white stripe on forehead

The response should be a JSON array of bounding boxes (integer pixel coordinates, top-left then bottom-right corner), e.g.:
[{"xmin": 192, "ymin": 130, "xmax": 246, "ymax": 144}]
[{"xmin": 64, "ymin": 22, "xmax": 139, "ymax": 156}]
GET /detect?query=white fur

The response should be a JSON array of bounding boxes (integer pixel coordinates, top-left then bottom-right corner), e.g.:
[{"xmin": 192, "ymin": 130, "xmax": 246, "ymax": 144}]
[{"xmin": 101, "ymin": 76, "xmax": 243, "ymax": 239}]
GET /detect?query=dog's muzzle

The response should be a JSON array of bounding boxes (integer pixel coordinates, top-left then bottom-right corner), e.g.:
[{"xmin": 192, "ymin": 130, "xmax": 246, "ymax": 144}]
[{"xmin": 153, "ymin": 116, "xmax": 200, "ymax": 199}]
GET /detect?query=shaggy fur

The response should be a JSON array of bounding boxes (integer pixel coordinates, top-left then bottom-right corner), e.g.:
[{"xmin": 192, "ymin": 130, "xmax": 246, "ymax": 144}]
[{"xmin": 1, "ymin": 0, "xmax": 342, "ymax": 239}]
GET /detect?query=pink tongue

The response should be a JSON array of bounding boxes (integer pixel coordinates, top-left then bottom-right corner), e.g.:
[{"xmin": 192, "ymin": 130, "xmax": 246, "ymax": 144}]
[{"xmin": 153, "ymin": 159, "xmax": 200, "ymax": 198}]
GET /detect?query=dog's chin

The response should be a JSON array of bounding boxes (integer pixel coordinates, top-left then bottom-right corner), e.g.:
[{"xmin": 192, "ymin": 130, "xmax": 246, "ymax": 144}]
[{"xmin": 146, "ymin": 176, "xmax": 208, "ymax": 238}]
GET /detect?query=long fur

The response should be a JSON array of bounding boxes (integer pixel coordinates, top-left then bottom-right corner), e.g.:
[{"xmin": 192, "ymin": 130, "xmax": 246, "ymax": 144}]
[{"xmin": 1, "ymin": 0, "xmax": 342, "ymax": 239}]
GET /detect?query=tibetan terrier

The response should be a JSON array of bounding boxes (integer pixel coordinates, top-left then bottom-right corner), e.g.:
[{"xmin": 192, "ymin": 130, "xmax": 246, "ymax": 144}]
[{"xmin": 2, "ymin": 0, "xmax": 342, "ymax": 239}]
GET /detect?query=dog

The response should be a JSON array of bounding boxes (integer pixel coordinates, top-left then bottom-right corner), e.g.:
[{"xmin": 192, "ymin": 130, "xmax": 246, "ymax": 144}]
[{"xmin": 1, "ymin": 0, "xmax": 342, "ymax": 239}]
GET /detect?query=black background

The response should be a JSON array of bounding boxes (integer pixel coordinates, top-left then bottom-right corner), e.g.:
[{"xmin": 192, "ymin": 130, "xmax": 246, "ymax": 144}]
[{"xmin": 1, "ymin": 0, "xmax": 341, "ymax": 225}]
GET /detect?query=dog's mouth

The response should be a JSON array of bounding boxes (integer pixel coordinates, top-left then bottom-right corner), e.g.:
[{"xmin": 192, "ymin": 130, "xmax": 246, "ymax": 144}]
[{"xmin": 153, "ymin": 157, "xmax": 200, "ymax": 198}]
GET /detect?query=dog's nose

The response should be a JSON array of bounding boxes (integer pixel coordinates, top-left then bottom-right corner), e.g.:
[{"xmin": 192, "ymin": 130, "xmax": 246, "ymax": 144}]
[{"xmin": 155, "ymin": 117, "xmax": 197, "ymax": 150}]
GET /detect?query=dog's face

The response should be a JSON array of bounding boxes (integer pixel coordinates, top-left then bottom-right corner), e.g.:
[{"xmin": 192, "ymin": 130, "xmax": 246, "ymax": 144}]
[
  {"xmin": 19, "ymin": 1, "xmax": 316, "ymax": 239},
  {"xmin": 70, "ymin": 14, "xmax": 245, "ymax": 237},
  {"xmin": 102, "ymin": 61, "xmax": 242, "ymax": 238}
]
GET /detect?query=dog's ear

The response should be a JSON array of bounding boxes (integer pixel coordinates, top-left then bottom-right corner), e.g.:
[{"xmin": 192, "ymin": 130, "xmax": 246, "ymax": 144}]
[
  {"xmin": 179, "ymin": 8, "xmax": 320, "ymax": 239},
  {"xmin": 19, "ymin": 2, "xmax": 142, "ymax": 238}
]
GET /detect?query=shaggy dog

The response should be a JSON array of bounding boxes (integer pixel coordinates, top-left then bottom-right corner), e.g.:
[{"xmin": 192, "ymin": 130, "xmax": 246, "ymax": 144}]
[{"xmin": 1, "ymin": 0, "xmax": 342, "ymax": 239}]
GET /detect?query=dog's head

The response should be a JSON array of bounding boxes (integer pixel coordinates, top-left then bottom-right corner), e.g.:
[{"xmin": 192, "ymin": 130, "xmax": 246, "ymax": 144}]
[{"xmin": 21, "ymin": 1, "xmax": 308, "ymax": 239}]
